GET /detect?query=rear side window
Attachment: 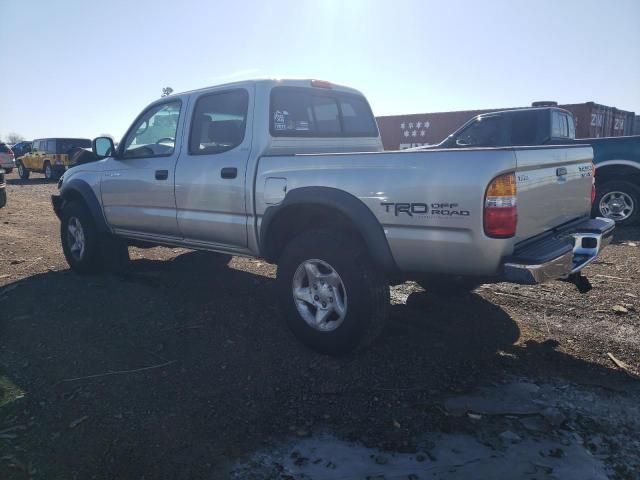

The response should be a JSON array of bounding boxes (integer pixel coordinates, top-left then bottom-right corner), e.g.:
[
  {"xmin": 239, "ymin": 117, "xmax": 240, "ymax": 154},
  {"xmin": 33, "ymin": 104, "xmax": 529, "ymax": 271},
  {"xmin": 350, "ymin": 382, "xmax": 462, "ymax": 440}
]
[
  {"xmin": 551, "ymin": 111, "xmax": 569, "ymax": 138},
  {"xmin": 567, "ymin": 115, "xmax": 576, "ymax": 138},
  {"xmin": 270, "ymin": 87, "xmax": 378, "ymax": 137},
  {"xmin": 189, "ymin": 89, "xmax": 249, "ymax": 155}
]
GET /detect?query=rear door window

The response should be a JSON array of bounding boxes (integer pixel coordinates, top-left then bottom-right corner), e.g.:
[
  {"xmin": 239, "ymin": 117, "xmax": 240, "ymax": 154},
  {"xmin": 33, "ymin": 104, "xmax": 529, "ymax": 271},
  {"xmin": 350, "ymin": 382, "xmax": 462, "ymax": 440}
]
[
  {"xmin": 270, "ymin": 87, "xmax": 378, "ymax": 137},
  {"xmin": 189, "ymin": 89, "xmax": 249, "ymax": 155}
]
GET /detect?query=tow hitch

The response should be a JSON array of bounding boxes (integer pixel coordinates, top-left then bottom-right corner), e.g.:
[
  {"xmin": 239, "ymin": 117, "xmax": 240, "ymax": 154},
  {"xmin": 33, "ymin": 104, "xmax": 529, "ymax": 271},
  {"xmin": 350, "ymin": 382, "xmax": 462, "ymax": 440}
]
[{"xmin": 562, "ymin": 271, "xmax": 592, "ymax": 294}]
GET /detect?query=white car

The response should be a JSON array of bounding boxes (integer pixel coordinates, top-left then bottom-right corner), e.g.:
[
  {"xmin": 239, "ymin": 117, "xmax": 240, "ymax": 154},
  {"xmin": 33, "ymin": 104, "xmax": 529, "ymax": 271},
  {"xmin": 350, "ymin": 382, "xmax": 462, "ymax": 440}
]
[{"xmin": 0, "ymin": 143, "xmax": 15, "ymax": 173}]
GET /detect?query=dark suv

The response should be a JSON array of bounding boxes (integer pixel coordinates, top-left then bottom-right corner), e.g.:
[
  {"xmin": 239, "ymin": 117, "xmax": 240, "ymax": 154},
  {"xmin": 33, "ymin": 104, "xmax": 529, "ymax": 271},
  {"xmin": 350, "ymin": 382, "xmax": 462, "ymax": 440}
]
[{"xmin": 11, "ymin": 140, "xmax": 33, "ymax": 160}]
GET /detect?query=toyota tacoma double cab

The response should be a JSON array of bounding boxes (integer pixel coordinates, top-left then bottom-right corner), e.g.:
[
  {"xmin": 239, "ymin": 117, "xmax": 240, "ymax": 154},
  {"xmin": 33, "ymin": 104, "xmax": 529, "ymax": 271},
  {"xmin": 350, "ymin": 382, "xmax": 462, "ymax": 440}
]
[
  {"xmin": 428, "ymin": 107, "xmax": 640, "ymax": 225},
  {"xmin": 52, "ymin": 79, "xmax": 614, "ymax": 354}
]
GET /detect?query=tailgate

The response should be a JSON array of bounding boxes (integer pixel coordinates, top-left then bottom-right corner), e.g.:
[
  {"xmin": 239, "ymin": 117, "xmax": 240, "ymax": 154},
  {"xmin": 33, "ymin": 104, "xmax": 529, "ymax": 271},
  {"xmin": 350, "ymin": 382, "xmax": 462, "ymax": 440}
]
[{"xmin": 514, "ymin": 145, "xmax": 593, "ymax": 242}]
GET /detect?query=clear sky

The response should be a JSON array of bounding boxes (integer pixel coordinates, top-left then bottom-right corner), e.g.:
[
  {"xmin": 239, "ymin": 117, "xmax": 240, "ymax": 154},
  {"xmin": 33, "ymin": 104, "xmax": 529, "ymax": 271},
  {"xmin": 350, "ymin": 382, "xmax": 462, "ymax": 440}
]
[{"xmin": 1, "ymin": 0, "xmax": 639, "ymax": 141}]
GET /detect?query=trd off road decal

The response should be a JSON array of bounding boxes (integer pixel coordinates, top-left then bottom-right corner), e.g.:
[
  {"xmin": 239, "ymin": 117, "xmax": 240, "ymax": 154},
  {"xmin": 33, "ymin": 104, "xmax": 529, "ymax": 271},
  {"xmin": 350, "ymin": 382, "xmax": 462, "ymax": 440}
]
[{"xmin": 381, "ymin": 202, "xmax": 470, "ymax": 218}]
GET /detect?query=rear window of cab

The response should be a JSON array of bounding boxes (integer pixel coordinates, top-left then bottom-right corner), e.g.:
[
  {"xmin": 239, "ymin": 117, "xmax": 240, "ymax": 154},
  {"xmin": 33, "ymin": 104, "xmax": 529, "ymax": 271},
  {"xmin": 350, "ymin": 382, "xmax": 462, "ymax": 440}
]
[{"xmin": 270, "ymin": 87, "xmax": 378, "ymax": 138}]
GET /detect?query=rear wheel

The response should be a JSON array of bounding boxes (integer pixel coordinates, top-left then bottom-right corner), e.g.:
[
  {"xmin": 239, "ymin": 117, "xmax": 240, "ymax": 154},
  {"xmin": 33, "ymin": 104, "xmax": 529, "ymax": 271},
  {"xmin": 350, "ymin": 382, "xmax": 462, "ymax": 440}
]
[
  {"xmin": 43, "ymin": 161, "xmax": 53, "ymax": 181},
  {"xmin": 17, "ymin": 162, "xmax": 29, "ymax": 180},
  {"xmin": 277, "ymin": 229, "xmax": 390, "ymax": 354},
  {"xmin": 61, "ymin": 201, "xmax": 103, "ymax": 273},
  {"xmin": 594, "ymin": 180, "xmax": 640, "ymax": 226}
]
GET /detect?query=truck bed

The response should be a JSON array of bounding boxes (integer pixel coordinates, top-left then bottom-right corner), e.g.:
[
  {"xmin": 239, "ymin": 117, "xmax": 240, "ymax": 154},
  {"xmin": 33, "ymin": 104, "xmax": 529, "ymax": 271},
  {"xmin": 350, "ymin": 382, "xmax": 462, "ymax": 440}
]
[{"xmin": 255, "ymin": 145, "xmax": 594, "ymax": 277}]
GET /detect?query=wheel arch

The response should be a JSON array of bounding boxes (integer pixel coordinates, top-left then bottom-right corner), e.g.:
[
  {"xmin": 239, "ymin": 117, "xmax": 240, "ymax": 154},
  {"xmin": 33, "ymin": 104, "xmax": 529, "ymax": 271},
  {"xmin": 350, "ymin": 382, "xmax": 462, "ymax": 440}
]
[
  {"xmin": 59, "ymin": 179, "xmax": 110, "ymax": 232},
  {"xmin": 595, "ymin": 161, "xmax": 640, "ymax": 185},
  {"xmin": 260, "ymin": 186, "xmax": 397, "ymax": 274}
]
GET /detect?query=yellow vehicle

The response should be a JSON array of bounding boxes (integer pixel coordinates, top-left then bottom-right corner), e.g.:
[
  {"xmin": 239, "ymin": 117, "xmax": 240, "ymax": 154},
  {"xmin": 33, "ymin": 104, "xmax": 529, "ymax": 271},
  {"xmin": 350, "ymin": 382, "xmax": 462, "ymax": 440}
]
[{"xmin": 17, "ymin": 137, "xmax": 91, "ymax": 181}]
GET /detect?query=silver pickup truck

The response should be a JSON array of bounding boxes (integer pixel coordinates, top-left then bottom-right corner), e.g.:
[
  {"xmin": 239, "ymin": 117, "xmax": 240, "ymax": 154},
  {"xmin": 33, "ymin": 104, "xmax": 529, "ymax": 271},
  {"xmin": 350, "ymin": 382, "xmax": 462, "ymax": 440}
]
[{"xmin": 52, "ymin": 79, "xmax": 614, "ymax": 353}]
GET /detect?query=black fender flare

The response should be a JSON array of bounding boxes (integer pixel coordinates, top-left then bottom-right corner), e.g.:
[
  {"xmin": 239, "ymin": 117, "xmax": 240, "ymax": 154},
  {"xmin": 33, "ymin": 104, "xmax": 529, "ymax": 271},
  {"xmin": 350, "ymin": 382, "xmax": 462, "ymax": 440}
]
[
  {"xmin": 57, "ymin": 179, "xmax": 110, "ymax": 233},
  {"xmin": 260, "ymin": 186, "xmax": 398, "ymax": 273}
]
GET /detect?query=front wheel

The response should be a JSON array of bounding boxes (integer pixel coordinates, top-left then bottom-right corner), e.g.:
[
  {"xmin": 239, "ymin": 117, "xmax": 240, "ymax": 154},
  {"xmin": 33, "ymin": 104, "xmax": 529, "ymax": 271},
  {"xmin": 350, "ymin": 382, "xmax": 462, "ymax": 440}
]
[
  {"xmin": 17, "ymin": 162, "xmax": 29, "ymax": 180},
  {"xmin": 593, "ymin": 180, "xmax": 640, "ymax": 226},
  {"xmin": 277, "ymin": 229, "xmax": 390, "ymax": 354},
  {"xmin": 61, "ymin": 202, "xmax": 103, "ymax": 273}
]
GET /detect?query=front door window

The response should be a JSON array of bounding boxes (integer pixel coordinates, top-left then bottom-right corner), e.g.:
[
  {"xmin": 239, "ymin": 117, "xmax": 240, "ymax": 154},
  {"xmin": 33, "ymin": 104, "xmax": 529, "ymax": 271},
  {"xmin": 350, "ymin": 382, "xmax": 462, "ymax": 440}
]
[{"xmin": 123, "ymin": 101, "xmax": 181, "ymax": 158}]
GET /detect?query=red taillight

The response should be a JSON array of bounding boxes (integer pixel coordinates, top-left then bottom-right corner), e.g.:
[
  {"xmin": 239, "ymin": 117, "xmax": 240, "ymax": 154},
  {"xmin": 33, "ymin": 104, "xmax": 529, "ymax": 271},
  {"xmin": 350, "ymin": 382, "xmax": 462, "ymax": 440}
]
[
  {"xmin": 484, "ymin": 172, "xmax": 517, "ymax": 238},
  {"xmin": 591, "ymin": 163, "xmax": 596, "ymax": 204}
]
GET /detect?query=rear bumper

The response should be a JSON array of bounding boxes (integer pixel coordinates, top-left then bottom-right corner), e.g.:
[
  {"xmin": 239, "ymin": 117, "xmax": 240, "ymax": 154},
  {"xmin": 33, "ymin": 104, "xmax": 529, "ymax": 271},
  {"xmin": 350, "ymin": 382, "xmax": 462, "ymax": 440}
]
[{"xmin": 502, "ymin": 217, "xmax": 615, "ymax": 285}]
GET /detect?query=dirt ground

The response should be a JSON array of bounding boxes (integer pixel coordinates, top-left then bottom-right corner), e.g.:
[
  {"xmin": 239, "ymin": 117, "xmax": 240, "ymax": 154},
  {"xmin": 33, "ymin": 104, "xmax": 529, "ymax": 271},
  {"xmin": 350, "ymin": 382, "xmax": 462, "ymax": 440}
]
[{"xmin": 0, "ymin": 170, "xmax": 639, "ymax": 479}]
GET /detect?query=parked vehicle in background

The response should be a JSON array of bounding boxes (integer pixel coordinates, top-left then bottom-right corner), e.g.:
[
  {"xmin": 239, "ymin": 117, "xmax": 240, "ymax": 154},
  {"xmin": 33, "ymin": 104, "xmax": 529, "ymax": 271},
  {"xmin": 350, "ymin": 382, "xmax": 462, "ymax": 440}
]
[
  {"xmin": 433, "ymin": 107, "xmax": 576, "ymax": 148},
  {"xmin": 0, "ymin": 169, "xmax": 6, "ymax": 208},
  {"xmin": 17, "ymin": 138, "xmax": 91, "ymax": 180},
  {"xmin": 0, "ymin": 143, "xmax": 15, "ymax": 173},
  {"xmin": 377, "ymin": 101, "xmax": 635, "ymax": 150},
  {"xmin": 52, "ymin": 79, "xmax": 613, "ymax": 354},
  {"xmin": 418, "ymin": 107, "xmax": 640, "ymax": 226},
  {"xmin": 11, "ymin": 140, "xmax": 33, "ymax": 160}
]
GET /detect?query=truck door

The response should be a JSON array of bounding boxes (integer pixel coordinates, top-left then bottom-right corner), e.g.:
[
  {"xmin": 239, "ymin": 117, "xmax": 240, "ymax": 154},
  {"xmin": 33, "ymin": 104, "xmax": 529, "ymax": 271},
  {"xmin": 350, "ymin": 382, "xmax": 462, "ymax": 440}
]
[
  {"xmin": 24, "ymin": 140, "xmax": 43, "ymax": 170},
  {"xmin": 100, "ymin": 99, "xmax": 183, "ymax": 238},
  {"xmin": 174, "ymin": 87, "xmax": 253, "ymax": 249}
]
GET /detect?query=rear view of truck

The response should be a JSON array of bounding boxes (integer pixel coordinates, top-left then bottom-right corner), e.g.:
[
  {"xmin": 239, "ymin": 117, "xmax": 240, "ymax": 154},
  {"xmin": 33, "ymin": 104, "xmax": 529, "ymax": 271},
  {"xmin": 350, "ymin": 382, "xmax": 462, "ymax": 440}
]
[{"xmin": 498, "ymin": 145, "xmax": 613, "ymax": 289}]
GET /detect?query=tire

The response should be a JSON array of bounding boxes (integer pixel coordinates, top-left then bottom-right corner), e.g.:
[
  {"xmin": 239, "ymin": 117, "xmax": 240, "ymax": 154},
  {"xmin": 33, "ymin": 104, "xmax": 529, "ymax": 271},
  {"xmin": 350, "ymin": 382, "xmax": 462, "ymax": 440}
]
[
  {"xmin": 276, "ymin": 229, "xmax": 390, "ymax": 354},
  {"xmin": 43, "ymin": 161, "xmax": 54, "ymax": 181},
  {"xmin": 593, "ymin": 180, "xmax": 640, "ymax": 226},
  {"xmin": 60, "ymin": 201, "xmax": 103, "ymax": 273},
  {"xmin": 0, "ymin": 189, "xmax": 6, "ymax": 209},
  {"xmin": 416, "ymin": 276, "xmax": 480, "ymax": 295},
  {"xmin": 17, "ymin": 162, "xmax": 29, "ymax": 180}
]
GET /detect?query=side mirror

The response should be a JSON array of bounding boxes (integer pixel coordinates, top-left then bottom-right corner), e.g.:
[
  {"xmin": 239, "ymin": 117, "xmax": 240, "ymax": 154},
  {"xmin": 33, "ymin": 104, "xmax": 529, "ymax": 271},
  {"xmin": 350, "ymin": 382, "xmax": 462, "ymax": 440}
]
[{"xmin": 93, "ymin": 137, "xmax": 116, "ymax": 158}]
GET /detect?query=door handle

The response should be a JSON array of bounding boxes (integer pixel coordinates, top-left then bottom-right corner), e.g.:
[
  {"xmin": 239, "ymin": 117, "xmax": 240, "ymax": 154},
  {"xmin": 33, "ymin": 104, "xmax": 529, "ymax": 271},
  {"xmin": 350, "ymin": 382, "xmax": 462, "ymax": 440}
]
[
  {"xmin": 155, "ymin": 169, "xmax": 168, "ymax": 180},
  {"xmin": 221, "ymin": 167, "xmax": 237, "ymax": 179}
]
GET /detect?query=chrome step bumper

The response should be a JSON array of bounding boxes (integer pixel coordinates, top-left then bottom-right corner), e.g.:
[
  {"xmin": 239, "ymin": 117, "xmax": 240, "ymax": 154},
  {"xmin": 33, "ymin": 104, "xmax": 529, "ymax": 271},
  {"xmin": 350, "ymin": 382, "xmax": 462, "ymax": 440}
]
[{"xmin": 503, "ymin": 217, "xmax": 615, "ymax": 285}]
